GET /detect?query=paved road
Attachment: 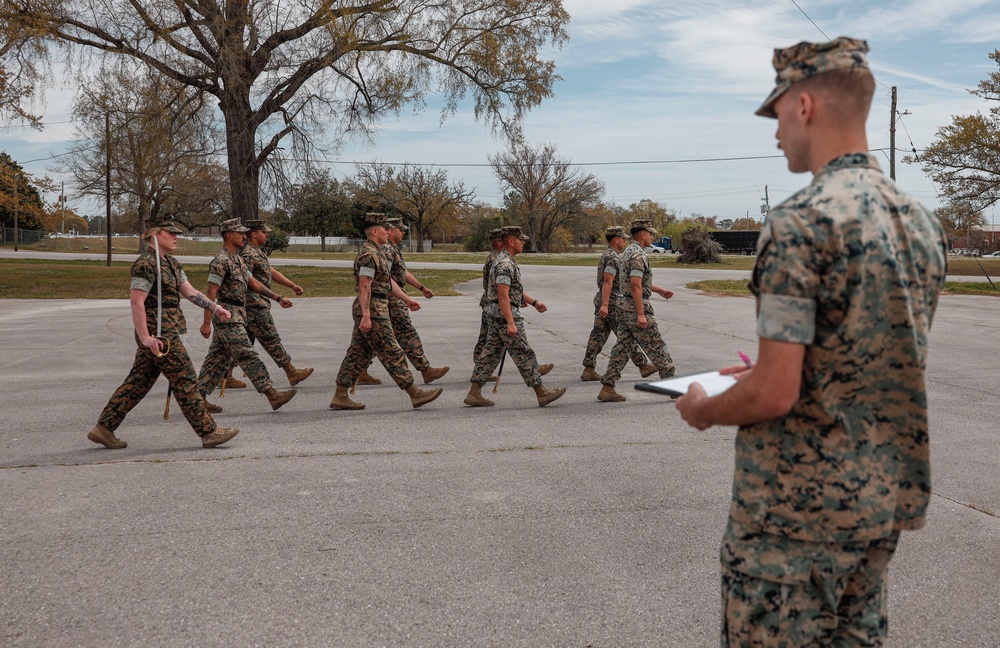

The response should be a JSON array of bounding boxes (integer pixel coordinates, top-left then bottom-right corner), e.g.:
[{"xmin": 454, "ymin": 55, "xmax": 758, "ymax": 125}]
[{"xmin": 1, "ymin": 262, "xmax": 998, "ymax": 647}]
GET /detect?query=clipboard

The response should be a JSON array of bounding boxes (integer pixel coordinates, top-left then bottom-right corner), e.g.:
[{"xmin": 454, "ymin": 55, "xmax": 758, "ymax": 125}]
[{"xmin": 634, "ymin": 370, "xmax": 737, "ymax": 398}]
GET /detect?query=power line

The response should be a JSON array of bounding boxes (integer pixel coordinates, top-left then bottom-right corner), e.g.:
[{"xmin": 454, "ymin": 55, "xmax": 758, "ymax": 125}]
[{"xmin": 789, "ymin": 0, "xmax": 830, "ymax": 40}]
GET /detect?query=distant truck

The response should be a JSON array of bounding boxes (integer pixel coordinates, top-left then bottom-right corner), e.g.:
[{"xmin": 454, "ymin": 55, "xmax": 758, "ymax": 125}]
[
  {"xmin": 709, "ymin": 230, "xmax": 760, "ymax": 254},
  {"xmin": 650, "ymin": 236, "xmax": 672, "ymax": 252}
]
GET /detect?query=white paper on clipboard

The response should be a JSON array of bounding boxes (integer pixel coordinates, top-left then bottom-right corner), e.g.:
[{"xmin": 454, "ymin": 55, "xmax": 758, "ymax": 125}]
[{"xmin": 634, "ymin": 370, "xmax": 738, "ymax": 398}]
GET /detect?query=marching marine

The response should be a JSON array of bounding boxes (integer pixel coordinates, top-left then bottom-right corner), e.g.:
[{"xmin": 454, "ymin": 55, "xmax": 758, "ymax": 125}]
[
  {"xmin": 581, "ymin": 225, "xmax": 657, "ymax": 381},
  {"xmin": 196, "ymin": 218, "xmax": 298, "ymax": 412},
  {"xmin": 381, "ymin": 216, "xmax": 450, "ymax": 383},
  {"xmin": 225, "ymin": 219, "xmax": 314, "ymax": 387},
  {"xmin": 330, "ymin": 213, "xmax": 443, "ymax": 411},
  {"xmin": 87, "ymin": 217, "xmax": 239, "ymax": 449},
  {"xmin": 465, "ymin": 225, "xmax": 565, "ymax": 408},
  {"xmin": 598, "ymin": 219, "xmax": 677, "ymax": 402},
  {"xmin": 473, "ymin": 228, "xmax": 505, "ymax": 365}
]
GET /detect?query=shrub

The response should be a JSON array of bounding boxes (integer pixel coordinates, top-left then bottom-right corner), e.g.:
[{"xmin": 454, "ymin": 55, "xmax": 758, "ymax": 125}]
[{"xmin": 677, "ymin": 227, "xmax": 722, "ymax": 264}]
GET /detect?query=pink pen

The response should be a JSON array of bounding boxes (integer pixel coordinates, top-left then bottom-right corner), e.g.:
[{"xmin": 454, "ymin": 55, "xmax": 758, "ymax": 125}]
[{"xmin": 738, "ymin": 351, "xmax": 753, "ymax": 369}]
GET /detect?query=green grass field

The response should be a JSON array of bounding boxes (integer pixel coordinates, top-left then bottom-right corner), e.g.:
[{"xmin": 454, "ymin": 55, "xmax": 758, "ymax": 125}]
[
  {"xmin": 4, "ymin": 242, "xmax": 1000, "ymax": 299},
  {"xmin": 0, "ymin": 259, "xmax": 480, "ymax": 299}
]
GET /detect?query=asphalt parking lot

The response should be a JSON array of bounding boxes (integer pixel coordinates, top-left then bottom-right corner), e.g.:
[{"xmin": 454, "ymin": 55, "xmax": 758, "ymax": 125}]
[{"xmin": 1, "ymin": 261, "xmax": 998, "ymax": 647}]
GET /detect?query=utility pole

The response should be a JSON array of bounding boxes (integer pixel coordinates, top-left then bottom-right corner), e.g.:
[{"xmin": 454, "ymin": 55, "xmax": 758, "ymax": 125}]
[
  {"xmin": 106, "ymin": 111, "xmax": 112, "ymax": 266},
  {"xmin": 889, "ymin": 87, "xmax": 911, "ymax": 181},
  {"xmin": 890, "ymin": 86, "xmax": 897, "ymax": 180},
  {"xmin": 13, "ymin": 181, "xmax": 18, "ymax": 252}
]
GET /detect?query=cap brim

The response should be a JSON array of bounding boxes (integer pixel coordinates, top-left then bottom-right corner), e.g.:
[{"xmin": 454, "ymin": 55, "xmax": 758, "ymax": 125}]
[
  {"xmin": 252, "ymin": 225, "xmax": 272, "ymax": 232},
  {"xmin": 755, "ymin": 85, "xmax": 786, "ymax": 118},
  {"xmin": 164, "ymin": 226, "xmax": 183, "ymax": 233},
  {"xmin": 519, "ymin": 234, "xmax": 530, "ymax": 242}
]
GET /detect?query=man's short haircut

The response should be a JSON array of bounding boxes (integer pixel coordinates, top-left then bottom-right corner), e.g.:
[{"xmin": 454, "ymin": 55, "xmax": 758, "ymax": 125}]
[{"xmin": 791, "ymin": 67, "xmax": 876, "ymax": 121}]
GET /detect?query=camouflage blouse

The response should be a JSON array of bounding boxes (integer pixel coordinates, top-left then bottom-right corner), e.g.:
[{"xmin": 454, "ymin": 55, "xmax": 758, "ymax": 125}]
[
  {"xmin": 485, "ymin": 250, "xmax": 523, "ymax": 319},
  {"xmin": 241, "ymin": 244, "xmax": 273, "ymax": 310},
  {"xmin": 727, "ymin": 154, "xmax": 948, "ymax": 574},
  {"xmin": 480, "ymin": 249, "xmax": 499, "ymax": 309},
  {"xmin": 353, "ymin": 239, "xmax": 391, "ymax": 320},
  {"xmin": 207, "ymin": 247, "xmax": 253, "ymax": 326},
  {"xmin": 594, "ymin": 246, "xmax": 624, "ymax": 309},
  {"xmin": 383, "ymin": 242, "xmax": 412, "ymax": 318},
  {"xmin": 617, "ymin": 242, "xmax": 653, "ymax": 313},
  {"xmin": 130, "ymin": 251, "xmax": 188, "ymax": 337}
]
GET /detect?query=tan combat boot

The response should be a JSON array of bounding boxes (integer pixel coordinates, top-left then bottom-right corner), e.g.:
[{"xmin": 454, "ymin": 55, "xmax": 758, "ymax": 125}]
[
  {"xmin": 202, "ymin": 396, "xmax": 223, "ymax": 414},
  {"xmin": 356, "ymin": 370, "xmax": 381, "ymax": 385},
  {"xmin": 640, "ymin": 364, "xmax": 658, "ymax": 378},
  {"xmin": 659, "ymin": 364, "xmax": 677, "ymax": 379},
  {"xmin": 201, "ymin": 427, "xmax": 240, "ymax": 448},
  {"xmin": 421, "ymin": 366, "xmax": 450, "ymax": 384},
  {"xmin": 598, "ymin": 384, "xmax": 626, "ymax": 402},
  {"xmin": 329, "ymin": 385, "xmax": 364, "ymax": 410},
  {"xmin": 265, "ymin": 386, "xmax": 297, "ymax": 411},
  {"xmin": 539, "ymin": 363, "xmax": 553, "ymax": 376},
  {"xmin": 406, "ymin": 384, "xmax": 443, "ymax": 409},
  {"xmin": 580, "ymin": 366, "xmax": 601, "ymax": 381},
  {"xmin": 283, "ymin": 361, "xmax": 314, "ymax": 386},
  {"xmin": 223, "ymin": 368, "xmax": 247, "ymax": 389},
  {"xmin": 87, "ymin": 424, "xmax": 127, "ymax": 449},
  {"xmin": 463, "ymin": 383, "xmax": 494, "ymax": 407},
  {"xmin": 533, "ymin": 384, "xmax": 566, "ymax": 407}
]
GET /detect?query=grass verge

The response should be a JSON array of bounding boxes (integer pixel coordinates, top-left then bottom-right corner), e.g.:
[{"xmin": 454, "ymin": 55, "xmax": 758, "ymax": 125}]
[
  {"xmin": 0, "ymin": 259, "xmax": 480, "ymax": 299},
  {"xmin": 687, "ymin": 279, "xmax": 1000, "ymax": 298}
]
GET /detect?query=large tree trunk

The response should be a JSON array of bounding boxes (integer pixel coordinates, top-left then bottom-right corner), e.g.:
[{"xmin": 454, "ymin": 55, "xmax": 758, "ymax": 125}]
[
  {"xmin": 221, "ymin": 88, "xmax": 259, "ymax": 224},
  {"xmin": 416, "ymin": 226, "xmax": 425, "ymax": 252}
]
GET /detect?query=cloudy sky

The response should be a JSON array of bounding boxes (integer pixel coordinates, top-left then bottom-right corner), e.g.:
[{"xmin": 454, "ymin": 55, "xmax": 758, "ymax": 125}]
[{"xmin": 5, "ymin": 0, "xmax": 1000, "ymax": 222}]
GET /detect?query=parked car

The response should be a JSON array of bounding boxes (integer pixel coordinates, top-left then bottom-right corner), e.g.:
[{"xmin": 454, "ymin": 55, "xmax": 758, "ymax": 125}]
[
  {"xmin": 984, "ymin": 251, "xmax": 1000, "ymax": 257},
  {"xmin": 644, "ymin": 245, "xmax": 665, "ymax": 254}
]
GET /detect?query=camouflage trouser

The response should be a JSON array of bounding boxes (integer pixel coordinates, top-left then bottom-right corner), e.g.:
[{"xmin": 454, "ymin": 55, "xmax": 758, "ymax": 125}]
[
  {"xmin": 601, "ymin": 308, "xmax": 674, "ymax": 387},
  {"xmin": 471, "ymin": 315, "xmax": 542, "ymax": 387},
  {"xmin": 721, "ymin": 526, "xmax": 900, "ymax": 647},
  {"xmin": 336, "ymin": 315, "xmax": 415, "ymax": 390},
  {"xmin": 390, "ymin": 298, "xmax": 430, "ymax": 371},
  {"xmin": 582, "ymin": 305, "xmax": 648, "ymax": 369},
  {"xmin": 228, "ymin": 306, "xmax": 291, "ymax": 371},
  {"xmin": 98, "ymin": 335, "xmax": 216, "ymax": 437},
  {"xmin": 198, "ymin": 319, "xmax": 273, "ymax": 395},
  {"xmin": 473, "ymin": 309, "xmax": 489, "ymax": 364}
]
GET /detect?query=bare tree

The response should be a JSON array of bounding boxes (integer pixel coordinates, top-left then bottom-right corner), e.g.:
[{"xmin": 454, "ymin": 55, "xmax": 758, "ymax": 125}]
[
  {"xmin": 0, "ymin": 10, "xmax": 46, "ymax": 128},
  {"xmin": 3, "ymin": 0, "xmax": 569, "ymax": 223},
  {"xmin": 61, "ymin": 69, "xmax": 226, "ymax": 236},
  {"xmin": 908, "ymin": 50, "xmax": 1000, "ymax": 211},
  {"xmin": 491, "ymin": 142, "xmax": 604, "ymax": 252},
  {"xmin": 353, "ymin": 163, "xmax": 474, "ymax": 251}
]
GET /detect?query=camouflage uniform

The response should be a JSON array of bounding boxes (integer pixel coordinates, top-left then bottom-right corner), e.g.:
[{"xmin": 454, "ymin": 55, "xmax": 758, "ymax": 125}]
[
  {"xmin": 97, "ymin": 252, "xmax": 217, "ymax": 437},
  {"xmin": 197, "ymin": 248, "xmax": 274, "ymax": 395},
  {"xmin": 582, "ymin": 245, "xmax": 648, "ymax": 370},
  {"xmin": 383, "ymin": 241, "xmax": 431, "ymax": 371},
  {"xmin": 236, "ymin": 243, "xmax": 292, "ymax": 367},
  {"xmin": 600, "ymin": 242, "xmax": 675, "ymax": 387},
  {"xmin": 335, "ymin": 240, "xmax": 415, "ymax": 390},
  {"xmin": 721, "ymin": 152, "xmax": 947, "ymax": 645},
  {"xmin": 471, "ymin": 250, "xmax": 543, "ymax": 387},
  {"xmin": 473, "ymin": 248, "xmax": 500, "ymax": 364}
]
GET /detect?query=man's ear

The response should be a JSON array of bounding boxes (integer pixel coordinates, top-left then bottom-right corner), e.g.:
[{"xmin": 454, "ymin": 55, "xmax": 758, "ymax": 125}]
[{"xmin": 798, "ymin": 90, "xmax": 816, "ymax": 123}]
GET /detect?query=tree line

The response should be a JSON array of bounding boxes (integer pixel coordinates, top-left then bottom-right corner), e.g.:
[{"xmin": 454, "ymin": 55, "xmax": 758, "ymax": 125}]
[{"xmin": 2, "ymin": 3, "xmax": 998, "ymax": 252}]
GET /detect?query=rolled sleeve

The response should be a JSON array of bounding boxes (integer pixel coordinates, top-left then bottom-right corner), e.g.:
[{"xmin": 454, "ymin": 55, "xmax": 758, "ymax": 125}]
[
  {"xmin": 358, "ymin": 266, "xmax": 376, "ymax": 279},
  {"xmin": 130, "ymin": 276, "xmax": 153, "ymax": 292},
  {"xmin": 496, "ymin": 275, "xmax": 512, "ymax": 286},
  {"xmin": 207, "ymin": 273, "xmax": 224, "ymax": 286},
  {"xmin": 604, "ymin": 266, "xmax": 618, "ymax": 277},
  {"xmin": 757, "ymin": 293, "xmax": 816, "ymax": 344},
  {"xmin": 629, "ymin": 269, "xmax": 644, "ymax": 278}
]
